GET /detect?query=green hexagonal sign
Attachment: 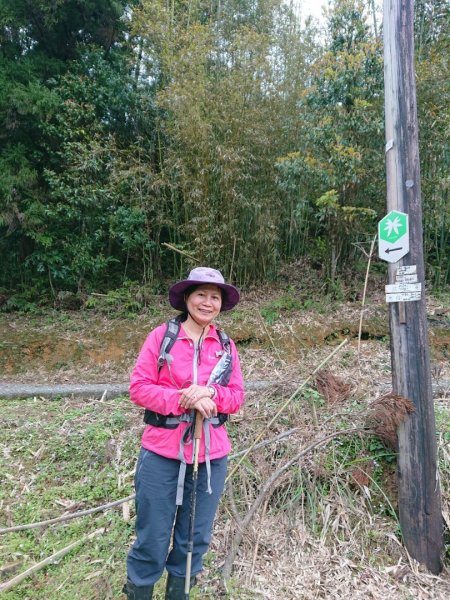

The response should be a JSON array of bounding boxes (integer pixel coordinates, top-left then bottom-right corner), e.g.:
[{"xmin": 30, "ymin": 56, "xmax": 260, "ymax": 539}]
[
  {"xmin": 378, "ymin": 210, "xmax": 409, "ymax": 263},
  {"xmin": 379, "ymin": 210, "xmax": 408, "ymax": 243}
]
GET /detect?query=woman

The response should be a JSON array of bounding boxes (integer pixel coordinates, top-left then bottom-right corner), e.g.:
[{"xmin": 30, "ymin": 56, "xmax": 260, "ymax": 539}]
[{"xmin": 123, "ymin": 267, "xmax": 245, "ymax": 600}]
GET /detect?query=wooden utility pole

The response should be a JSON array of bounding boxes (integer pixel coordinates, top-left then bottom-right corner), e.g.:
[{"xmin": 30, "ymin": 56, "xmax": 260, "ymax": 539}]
[{"xmin": 383, "ymin": 0, "xmax": 443, "ymax": 574}]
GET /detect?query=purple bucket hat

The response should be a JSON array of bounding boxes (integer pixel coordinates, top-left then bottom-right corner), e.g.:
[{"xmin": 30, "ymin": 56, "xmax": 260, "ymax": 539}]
[{"xmin": 169, "ymin": 267, "xmax": 240, "ymax": 312}]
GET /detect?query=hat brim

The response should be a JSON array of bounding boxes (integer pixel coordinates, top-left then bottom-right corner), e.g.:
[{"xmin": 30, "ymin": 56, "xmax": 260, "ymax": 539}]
[{"xmin": 169, "ymin": 280, "xmax": 240, "ymax": 312}]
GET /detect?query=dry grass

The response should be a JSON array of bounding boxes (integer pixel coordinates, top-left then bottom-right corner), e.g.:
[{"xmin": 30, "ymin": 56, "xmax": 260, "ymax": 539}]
[
  {"xmin": 211, "ymin": 514, "xmax": 450, "ymax": 599},
  {"xmin": 366, "ymin": 393, "xmax": 416, "ymax": 450},
  {"xmin": 315, "ymin": 369, "xmax": 354, "ymax": 405},
  {"xmin": 203, "ymin": 378, "xmax": 450, "ymax": 599}
]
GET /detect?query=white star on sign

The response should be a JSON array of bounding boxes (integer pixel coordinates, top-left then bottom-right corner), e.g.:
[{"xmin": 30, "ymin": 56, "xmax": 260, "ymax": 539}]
[{"xmin": 384, "ymin": 216, "xmax": 402, "ymax": 237}]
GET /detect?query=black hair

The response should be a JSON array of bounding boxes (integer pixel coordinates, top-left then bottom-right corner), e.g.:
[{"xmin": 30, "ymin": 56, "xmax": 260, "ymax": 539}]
[
  {"xmin": 183, "ymin": 284, "xmax": 224, "ymax": 306},
  {"xmin": 183, "ymin": 285, "xmax": 198, "ymax": 299}
]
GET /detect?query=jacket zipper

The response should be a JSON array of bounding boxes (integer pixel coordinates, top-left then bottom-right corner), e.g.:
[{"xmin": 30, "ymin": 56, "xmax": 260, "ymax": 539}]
[{"xmin": 193, "ymin": 341, "xmax": 199, "ymax": 385}]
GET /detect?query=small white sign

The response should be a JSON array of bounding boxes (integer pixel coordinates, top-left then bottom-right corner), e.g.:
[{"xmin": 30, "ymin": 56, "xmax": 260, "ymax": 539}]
[
  {"xmin": 385, "ymin": 283, "xmax": 422, "ymax": 293},
  {"xmin": 395, "ymin": 274, "xmax": 418, "ymax": 283},
  {"xmin": 385, "ymin": 292, "xmax": 422, "ymax": 303},
  {"xmin": 397, "ymin": 265, "xmax": 417, "ymax": 275}
]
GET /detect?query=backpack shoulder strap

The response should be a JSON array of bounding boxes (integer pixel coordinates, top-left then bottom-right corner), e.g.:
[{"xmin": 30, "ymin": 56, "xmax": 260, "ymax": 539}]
[
  {"xmin": 158, "ymin": 320, "xmax": 231, "ymax": 371},
  {"xmin": 217, "ymin": 328, "xmax": 231, "ymax": 354},
  {"xmin": 157, "ymin": 317, "xmax": 181, "ymax": 371}
]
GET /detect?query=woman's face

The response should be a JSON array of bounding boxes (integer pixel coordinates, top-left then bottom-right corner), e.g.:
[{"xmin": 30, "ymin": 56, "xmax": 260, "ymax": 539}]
[{"xmin": 185, "ymin": 284, "xmax": 222, "ymax": 327}]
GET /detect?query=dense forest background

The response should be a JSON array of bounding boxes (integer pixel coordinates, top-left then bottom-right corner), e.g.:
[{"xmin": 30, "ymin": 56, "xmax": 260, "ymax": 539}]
[{"xmin": 0, "ymin": 0, "xmax": 448, "ymax": 308}]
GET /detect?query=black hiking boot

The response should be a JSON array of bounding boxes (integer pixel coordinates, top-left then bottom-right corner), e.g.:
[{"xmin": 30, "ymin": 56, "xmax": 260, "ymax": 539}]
[
  {"xmin": 165, "ymin": 574, "xmax": 197, "ymax": 599},
  {"xmin": 122, "ymin": 579, "xmax": 154, "ymax": 599}
]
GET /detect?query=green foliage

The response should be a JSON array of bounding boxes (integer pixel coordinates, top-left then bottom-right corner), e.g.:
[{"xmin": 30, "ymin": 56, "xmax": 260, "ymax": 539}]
[
  {"xmin": 0, "ymin": 4, "xmax": 158, "ymax": 293},
  {"xmin": 1, "ymin": 290, "xmax": 42, "ymax": 313},
  {"xmin": 0, "ymin": 0, "xmax": 131, "ymax": 59},
  {"xmin": 415, "ymin": 0, "xmax": 450, "ymax": 289},
  {"xmin": 0, "ymin": 0, "xmax": 448, "ymax": 300},
  {"xmin": 276, "ymin": 0, "xmax": 384, "ymax": 293},
  {"xmin": 260, "ymin": 290, "xmax": 303, "ymax": 323},
  {"xmin": 83, "ymin": 281, "xmax": 160, "ymax": 317}
]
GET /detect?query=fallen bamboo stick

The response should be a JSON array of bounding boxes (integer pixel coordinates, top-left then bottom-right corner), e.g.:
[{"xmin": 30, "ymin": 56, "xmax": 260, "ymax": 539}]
[
  {"xmin": 226, "ymin": 338, "xmax": 349, "ymax": 482},
  {"xmin": 0, "ymin": 495, "xmax": 135, "ymax": 534},
  {"xmin": 161, "ymin": 242, "xmax": 199, "ymax": 262},
  {"xmin": 357, "ymin": 234, "xmax": 377, "ymax": 360},
  {"xmin": 0, "ymin": 529, "xmax": 104, "ymax": 593},
  {"xmin": 1, "ymin": 430, "xmax": 304, "ymax": 535},
  {"xmin": 222, "ymin": 427, "xmax": 361, "ymax": 580}
]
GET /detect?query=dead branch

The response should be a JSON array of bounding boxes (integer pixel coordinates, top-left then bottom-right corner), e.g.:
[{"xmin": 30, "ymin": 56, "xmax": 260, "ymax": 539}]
[
  {"xmin": 226, "ymin": 338, "xmax": 349, "ymax": 483},
  {"xmin": 229, "ymin": 427, "xmax": 300, "ymax": 459},
  {"xmin": 222, "ymin": 427, "xmax": 362, "ymax": 581},
  {"xmin": 0, "ymin": 495, "xmax": 135, "ymax": 534},
  {"xmin": 0, "ymin": 529, "xmax": 104, "ymax": 593}
]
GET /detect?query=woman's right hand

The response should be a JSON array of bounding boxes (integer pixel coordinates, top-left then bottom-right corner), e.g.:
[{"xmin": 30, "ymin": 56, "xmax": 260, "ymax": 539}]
[
  {"xmin": 178, "ymin": 384, "xmax": 217, "ymax": 418},
  {"xmin": 191, "ymin": 396, "xmax": 217, "ymax": 419}
]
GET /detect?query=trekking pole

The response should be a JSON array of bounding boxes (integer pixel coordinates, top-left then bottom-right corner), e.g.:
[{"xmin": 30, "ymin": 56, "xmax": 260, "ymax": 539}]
[
  {"xmin": 185, "ymin": 410, "xmax": 203, "ymax": 598},
  {"xmin": 226, "ymin": 337, "xmax": 349, "ymax": 483}
]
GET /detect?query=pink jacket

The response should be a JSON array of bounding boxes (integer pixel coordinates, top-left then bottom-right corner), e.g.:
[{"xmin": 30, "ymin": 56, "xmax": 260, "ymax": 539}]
[{"xmin": 130, "ymin": 322, "xmax": 245, "ymax": 464}]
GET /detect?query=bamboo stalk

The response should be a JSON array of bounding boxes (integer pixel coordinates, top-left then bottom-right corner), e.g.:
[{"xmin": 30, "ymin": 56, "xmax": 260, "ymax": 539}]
[
  {"xmin": 229, "ymin": 236, "xmax": 237, "ymax": 281},
  {"xmin": 0, "ymin": 529, "xmax": 104, "ymax": 593},
  {"xmin": 258, "ymin": 310, "xmax": 285, "ymax": 365},
  {"xmin": 226, "ymin": 338, "xmax": 349, "ymax": 482},
  {"xmin": 0, "ymin": 495, "xmax": 135, "ymax": 534},
  {"xmin": 161, "ymin": 242, "xmax": 199, "ymax": 262},
  {"xmin": 357, "ymin": 234, "xmax": 377, "ymax": 360}
]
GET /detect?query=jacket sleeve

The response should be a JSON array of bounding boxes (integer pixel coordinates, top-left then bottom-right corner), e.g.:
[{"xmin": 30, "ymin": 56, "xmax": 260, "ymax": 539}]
[
  {"xmin": 129, "ymin": 324, "xmax": 184, "ymax": 415},
  {"xmin": 211, "ymin": 340, "xmax": 245, "ymax": 415}
]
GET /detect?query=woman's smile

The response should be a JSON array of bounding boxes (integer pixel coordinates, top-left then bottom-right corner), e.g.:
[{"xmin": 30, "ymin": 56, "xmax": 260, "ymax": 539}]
[{"xmin": 185, "ymin": 284, "xmax": 222, "ymax": 326}]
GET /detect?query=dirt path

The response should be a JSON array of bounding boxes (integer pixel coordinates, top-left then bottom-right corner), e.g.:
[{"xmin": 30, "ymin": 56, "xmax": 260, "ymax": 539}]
[
  {"xmin": 0, "ymin": 380, "xmax": 277, "ymax": 398},
  {"xmin": 0, "ymin": 382, "xmax": 129, "ymax": 399},
  {"xmin": 1, "ymin": 379, "xmax": 449, "ymax": 399}
]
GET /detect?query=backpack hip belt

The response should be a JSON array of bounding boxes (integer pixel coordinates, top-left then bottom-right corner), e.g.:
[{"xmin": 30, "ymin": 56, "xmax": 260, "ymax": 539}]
[{"xmin": 143, "ymin": 410, "xmax": 228, "ymax": 428}]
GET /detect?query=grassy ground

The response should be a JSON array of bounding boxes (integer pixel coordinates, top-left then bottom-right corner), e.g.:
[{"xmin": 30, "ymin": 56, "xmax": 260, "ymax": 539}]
[
  {"xmin": 1, "ymin": 288, "xmax": 450, "ymax": 598},
  {"xmin": 1, "ymin": 389, "xmax": 449, "ymax": 599},
  {"xmin": 0, "ymin": 395, "xmax": 137, "ymax": 599}
]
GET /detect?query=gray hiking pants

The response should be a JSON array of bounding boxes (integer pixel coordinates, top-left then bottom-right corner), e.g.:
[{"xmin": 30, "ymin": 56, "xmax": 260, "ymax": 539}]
[{"xmin": 126, "ymin": 448, "xmax": 227, "ymax": 587}]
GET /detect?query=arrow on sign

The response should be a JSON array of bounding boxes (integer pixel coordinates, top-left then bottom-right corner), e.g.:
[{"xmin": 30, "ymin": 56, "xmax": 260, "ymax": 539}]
[{"xmin": 385, "ymin": 247, "xmax": 403, "ymax": 254}]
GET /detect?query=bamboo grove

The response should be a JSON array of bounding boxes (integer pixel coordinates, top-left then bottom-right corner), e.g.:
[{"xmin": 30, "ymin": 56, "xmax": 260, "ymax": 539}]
[{"xmin": 0, "ymin": 0, "xmax": 448, "ymax": 303}]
